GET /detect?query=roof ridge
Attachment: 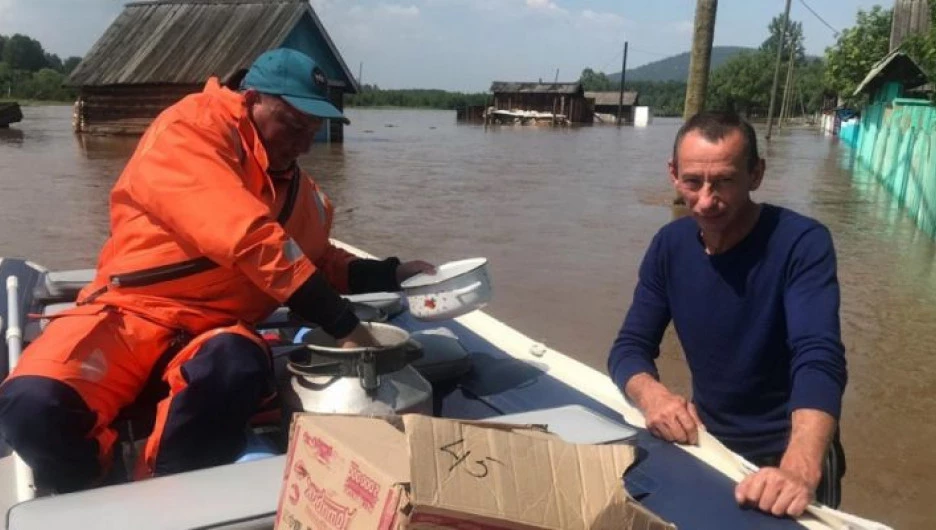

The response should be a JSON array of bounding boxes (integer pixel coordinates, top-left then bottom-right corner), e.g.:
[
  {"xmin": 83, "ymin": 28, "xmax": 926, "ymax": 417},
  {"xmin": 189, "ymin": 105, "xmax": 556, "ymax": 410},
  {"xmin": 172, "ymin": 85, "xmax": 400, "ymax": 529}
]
[{"xmin": 126, "ymin": 0, "xmax": 303, "ymax": 7}]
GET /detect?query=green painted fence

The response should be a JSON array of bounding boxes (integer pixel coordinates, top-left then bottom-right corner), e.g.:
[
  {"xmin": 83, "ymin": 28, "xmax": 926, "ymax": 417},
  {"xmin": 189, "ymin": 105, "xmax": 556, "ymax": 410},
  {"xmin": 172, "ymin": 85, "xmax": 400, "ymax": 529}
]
[{"xmin": 852, "ymin": 99, "xmax": 936, "ymax": 237}]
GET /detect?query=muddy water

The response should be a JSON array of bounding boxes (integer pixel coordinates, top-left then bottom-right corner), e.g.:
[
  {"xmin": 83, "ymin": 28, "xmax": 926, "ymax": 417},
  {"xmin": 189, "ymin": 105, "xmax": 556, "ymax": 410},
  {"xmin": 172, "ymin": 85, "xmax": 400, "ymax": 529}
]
[{"xmin": 1, "ymin": 106, "xmax": 933, "ymax": 528}]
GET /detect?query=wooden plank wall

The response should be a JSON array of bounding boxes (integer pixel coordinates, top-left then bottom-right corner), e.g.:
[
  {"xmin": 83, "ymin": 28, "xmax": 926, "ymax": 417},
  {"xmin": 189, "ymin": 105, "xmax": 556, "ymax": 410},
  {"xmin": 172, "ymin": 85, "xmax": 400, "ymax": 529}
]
[
  {"xmin": 890, "ymin": 0, "xmax": 933, "ymax": 52},
  {"xmin": 492, "ymin": 93, "xmax": 591, "ymax": 123},
  {"xmin": 75, "ymin": 85, "xmax": 199, "ymax": 135},
  {"xmin": 76, "ymin": 83, "xmax": 349, "ymax": 140},
  {"xmin": 328, "ymin": 88, "xmax": 344, "ymax": 143}
]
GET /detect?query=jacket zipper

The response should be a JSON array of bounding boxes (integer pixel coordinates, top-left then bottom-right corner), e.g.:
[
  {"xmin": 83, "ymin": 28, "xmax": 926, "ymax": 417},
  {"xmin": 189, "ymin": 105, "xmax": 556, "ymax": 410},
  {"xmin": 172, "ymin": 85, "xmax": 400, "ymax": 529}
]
[{"xmin": 110, "ymin": 257, "xmax": 218, "ymax": 287}]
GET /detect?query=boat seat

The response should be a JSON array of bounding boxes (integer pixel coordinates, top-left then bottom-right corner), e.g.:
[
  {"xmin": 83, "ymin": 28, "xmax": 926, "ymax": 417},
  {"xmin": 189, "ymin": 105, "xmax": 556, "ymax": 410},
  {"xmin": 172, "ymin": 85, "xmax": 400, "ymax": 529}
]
[
  {"xmin": 34, "ymin": 268, "xmax": 95, "ymax": 304},
  {"xmin": 409, "ymin": 328, "xmax": 473, "ymax": 384},
  {"xmin": 38, "ymin": 302, "xmax": 77, "ymax": 329},
  {"xmin": 4, "ymin": 454, "xmax": 285, "ymax": 530}
]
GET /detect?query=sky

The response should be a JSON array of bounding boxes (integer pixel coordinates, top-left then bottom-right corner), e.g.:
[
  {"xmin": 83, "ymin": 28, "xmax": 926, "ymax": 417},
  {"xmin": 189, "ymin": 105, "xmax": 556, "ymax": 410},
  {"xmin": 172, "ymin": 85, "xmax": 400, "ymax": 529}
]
[{"xmin": 0, "ymin": 0, "xmax": 887, "ymax": 91}]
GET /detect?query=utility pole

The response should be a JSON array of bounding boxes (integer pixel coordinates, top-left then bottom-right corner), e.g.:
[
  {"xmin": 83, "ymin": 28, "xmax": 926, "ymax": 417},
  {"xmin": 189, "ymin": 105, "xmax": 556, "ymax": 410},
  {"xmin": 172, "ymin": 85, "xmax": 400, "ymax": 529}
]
[
  {"xmin": 617, "ymin": 41, "xmax": 629, "ymax": 126},
  {"xmin": 683, "ymin": 0, "xmax": 718, "ymax": 119},
  {"xmin": 778, "ymin": 35, "xmax": 796, "ymax": 126},
  {"xmin": 766, "ymin": 0, "xmax": 792, "ymax": 140},
  {"xmin": 675, "ymin": 0, "xmax": 717, "ymax": 205},
  {"xmin": 358, "ymin": 62, "xmax": 364, "ymax": 87},
  {"xmin": 784, "ymin": 64, "xmax": 797, "ymax": 124}
]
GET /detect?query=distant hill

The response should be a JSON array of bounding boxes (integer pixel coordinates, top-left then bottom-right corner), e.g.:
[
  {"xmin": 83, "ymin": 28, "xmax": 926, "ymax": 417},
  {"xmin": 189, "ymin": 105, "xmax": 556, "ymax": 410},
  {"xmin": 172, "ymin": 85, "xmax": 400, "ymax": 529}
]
[{"xmin": 609, "ymin": 46, "xmax": 753, "ymax": 83}]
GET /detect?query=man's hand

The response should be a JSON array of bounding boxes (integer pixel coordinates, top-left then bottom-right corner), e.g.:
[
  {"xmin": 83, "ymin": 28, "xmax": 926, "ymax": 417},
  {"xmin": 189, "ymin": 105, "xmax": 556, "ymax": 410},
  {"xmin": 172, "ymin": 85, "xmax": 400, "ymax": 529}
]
[
  {"xmin": 336, "ymin": 323, "xmax": 380, "ymax": 349},
  {"xmin": 735, "ymin": 465, "xmax": 816, "ymax": 517},
  {"xmin": 735, "ymin": 408, "xmax": 834, "ymax": 517},
  {"xmin": 396, "ymin": 260, "xmax": 436, "ymax": 284},
  {"xmin": 625, "ymin": 373, "xmax": 702, "ymax": 445}
]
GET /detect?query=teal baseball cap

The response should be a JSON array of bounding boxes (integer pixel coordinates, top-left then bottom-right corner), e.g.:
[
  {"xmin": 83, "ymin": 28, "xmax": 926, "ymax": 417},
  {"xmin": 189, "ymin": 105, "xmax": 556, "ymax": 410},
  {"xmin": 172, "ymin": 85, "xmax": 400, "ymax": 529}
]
[{"xmin": 242, "ymin": 48, "xmax": 349, "ymax": 124}]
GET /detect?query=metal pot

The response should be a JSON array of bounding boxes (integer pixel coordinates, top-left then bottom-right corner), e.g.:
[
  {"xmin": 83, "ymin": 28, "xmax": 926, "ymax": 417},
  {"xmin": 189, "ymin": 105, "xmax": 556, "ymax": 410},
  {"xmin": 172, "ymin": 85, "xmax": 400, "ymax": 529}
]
[
  {"xmin": 400, "ymin": 257, "xmax": 492, "ymax": 321},
  {"xmin": 280, "ymin": 322, "xmax": 434, "ymax": 416}
]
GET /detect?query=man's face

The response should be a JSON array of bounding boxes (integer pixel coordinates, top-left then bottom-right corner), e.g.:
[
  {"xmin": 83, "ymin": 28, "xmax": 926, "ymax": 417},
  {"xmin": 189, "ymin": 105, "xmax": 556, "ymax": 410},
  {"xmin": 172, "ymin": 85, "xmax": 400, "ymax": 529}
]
[
  {"xmin": 669, "ymin": 129, "xmax": 764, "ymax": 235},
  {"xmin": 248, "ymin": 92, "xmax": 323, "ymax": 172}
]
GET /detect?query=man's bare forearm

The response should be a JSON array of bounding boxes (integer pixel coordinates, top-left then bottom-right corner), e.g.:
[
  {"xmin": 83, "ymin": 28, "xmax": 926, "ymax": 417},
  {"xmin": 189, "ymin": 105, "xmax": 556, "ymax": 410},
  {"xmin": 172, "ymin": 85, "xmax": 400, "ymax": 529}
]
[
  {"xmin": 780, "ymin": 408, "xmax": 836, "ymax": 489},
  {"xmin": 624, "ymin": 372, "xmax": 667, "ymax": 410}
]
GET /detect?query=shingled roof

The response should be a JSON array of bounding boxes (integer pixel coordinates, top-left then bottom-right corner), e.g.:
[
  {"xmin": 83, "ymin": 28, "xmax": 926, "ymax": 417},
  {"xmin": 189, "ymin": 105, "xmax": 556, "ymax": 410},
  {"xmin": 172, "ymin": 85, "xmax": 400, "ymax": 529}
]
[
  {"xmin": 853, "ymin": 51, "xmax": 929, "ymax": 96},
  {"xmin": 490, "ymin": 82, "xmax": 583, "ymax": 95},
  {"xmin": 585, "ymin": 91, "xmax": 639, "ymax": 106},
  {"xmin": 68, "ymin": 0, "xmax": 357, "ymax": 91}
]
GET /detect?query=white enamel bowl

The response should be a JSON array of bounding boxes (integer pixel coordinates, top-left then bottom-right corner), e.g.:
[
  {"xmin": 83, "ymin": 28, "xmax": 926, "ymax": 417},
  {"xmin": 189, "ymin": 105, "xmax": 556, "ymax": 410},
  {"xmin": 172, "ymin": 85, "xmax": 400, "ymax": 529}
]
[{"xmin": 399, "ymin": 258, "xmax": 491, "ymax": 321}]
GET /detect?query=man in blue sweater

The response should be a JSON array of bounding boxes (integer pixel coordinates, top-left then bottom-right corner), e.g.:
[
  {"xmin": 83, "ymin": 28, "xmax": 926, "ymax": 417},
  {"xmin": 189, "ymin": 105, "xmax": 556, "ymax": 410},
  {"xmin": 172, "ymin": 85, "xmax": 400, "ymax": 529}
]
[{"xmin": 608, "ymin": 111, "xmax": 847, "ymax": 517}]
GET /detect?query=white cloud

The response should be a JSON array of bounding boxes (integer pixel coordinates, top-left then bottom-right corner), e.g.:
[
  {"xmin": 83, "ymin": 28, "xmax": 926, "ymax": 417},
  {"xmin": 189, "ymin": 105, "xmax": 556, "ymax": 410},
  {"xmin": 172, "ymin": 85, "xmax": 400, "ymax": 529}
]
[
  {"xmin": 578, "ymin": 9, "xmax": 628, "ymax": 30},
  {"xmin": 525, "ymin": 0, "xmax": 566, "ymax": 15},
  {"xmin": 669, "ymin": 20, "xmax": 694, "ymax": 34},
  {"xmin": 347, "ymin": 3, "xmax": 419, "ymax": 19},
  {"xmin": 379, "ymin": 3, "xmax": 420, "ymax": 17}
]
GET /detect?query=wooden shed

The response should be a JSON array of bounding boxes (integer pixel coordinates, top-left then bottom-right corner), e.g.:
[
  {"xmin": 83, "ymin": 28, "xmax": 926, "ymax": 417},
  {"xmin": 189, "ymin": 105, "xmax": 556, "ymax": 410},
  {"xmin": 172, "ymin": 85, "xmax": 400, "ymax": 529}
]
[
  {"xmin": 584, "ymin": 91, "xmax": 639, "ymax": 124},
  {"xmin": 489, "ymin": 82, "xmax": 592, "ymax": 123},
  {"xmin": 67, "ymin": 0, "xmax": 358, "ymax": 142},
  {"xmin": 853, "ymin": 51, "xmax": 930, "ymax": 103}
]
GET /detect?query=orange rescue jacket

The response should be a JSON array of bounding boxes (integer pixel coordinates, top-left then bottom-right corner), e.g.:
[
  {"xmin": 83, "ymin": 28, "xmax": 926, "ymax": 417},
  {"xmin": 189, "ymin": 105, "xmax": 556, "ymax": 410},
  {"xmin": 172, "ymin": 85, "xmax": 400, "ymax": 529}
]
[{"xmin": 76, "ymin": 78, "xmax": 357, "ymax": 334}]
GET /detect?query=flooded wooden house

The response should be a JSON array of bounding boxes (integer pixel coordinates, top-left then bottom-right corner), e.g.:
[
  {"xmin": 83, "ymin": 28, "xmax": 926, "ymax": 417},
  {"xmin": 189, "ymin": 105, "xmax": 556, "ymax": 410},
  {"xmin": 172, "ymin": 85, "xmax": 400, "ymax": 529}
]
[
  {"xmin": 585, "ymin": 91, "xmax": 639, "ymax": 124},
  {"xmin": 853, "ymin": 50, "xmax": 930, "ymax": 104},
  {"xmin": 489, "ymin": 82, "xmax": 592, "ymax": 123},
  {"xmin": 67, "ymin": 0, "xmax": 358, "ymax": 142}
]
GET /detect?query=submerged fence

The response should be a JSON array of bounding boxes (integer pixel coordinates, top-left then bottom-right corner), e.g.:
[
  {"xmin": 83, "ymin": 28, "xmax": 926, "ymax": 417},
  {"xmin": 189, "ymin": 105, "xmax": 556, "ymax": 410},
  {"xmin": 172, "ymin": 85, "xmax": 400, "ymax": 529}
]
[{"xmin": 845, "ymin": 99, "xmax": 936, "ymax": 238}]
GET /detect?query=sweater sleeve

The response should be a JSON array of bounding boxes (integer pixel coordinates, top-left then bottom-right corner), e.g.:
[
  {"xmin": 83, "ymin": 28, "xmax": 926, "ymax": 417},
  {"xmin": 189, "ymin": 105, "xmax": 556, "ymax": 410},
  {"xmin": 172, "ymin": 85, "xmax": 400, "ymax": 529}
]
[
  {"xmin": 607, "ymin": 232, "xmax": 672, "ymax": 390},
  {"xmin": 784, "ymin": 225, "xmax": 847, "ymax": 418}
]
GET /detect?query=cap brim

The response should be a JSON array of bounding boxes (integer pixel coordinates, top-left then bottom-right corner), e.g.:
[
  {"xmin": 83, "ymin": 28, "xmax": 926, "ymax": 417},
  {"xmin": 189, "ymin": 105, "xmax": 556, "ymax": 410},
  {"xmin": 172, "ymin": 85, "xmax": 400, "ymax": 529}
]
[{"xmin": 281, "ymin": 95, "xmax": 350, "ymax": 125}]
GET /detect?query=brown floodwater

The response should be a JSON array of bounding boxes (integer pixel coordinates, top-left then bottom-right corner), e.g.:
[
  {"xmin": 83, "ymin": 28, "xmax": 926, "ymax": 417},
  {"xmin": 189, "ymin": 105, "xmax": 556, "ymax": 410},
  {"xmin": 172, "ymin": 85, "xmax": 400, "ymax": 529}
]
[{"xmin": 1, "ymin": 106, "xmax": 933, "ymax": 528}]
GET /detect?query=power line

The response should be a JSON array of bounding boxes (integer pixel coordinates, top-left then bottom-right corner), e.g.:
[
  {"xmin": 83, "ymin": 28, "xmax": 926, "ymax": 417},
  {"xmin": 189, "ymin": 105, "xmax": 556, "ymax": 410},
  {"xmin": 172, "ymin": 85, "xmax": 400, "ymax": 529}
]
[
  {"xmin": 598, "ymin": 50, "xmax": 624, "ymax": 73},
  {"xmin": 597, "ymin": 46, "xmax": 671, "ymax": 73},
  {"xmin": 798, "ymin": 0, "xmax": 839, "ymax": 36},
  {"xmin": 628, "ymin": 46, "xmax": 671, "ymax": 58}
]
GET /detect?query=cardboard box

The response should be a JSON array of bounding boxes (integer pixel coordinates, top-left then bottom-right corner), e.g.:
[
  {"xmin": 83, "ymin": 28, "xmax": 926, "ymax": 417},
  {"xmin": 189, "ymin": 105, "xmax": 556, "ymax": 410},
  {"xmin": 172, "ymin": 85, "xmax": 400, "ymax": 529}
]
[{"xmin": 275, "ymin": 413, "xmax": 674, "ymax": 530}]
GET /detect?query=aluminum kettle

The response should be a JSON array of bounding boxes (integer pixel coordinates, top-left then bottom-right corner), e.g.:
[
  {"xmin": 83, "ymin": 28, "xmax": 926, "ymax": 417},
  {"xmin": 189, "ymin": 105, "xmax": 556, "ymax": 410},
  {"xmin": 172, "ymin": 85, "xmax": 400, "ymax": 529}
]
[{"xmin": 280, "ymin": 322, "xmax": 434, "ymax": 416}]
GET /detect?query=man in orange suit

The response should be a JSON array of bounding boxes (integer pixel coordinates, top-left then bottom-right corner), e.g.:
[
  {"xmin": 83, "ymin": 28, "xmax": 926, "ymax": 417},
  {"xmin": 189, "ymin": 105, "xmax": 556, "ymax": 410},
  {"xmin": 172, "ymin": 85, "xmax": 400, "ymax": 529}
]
[{"xmin": 0, "ymin": 48, "xmax": 432, "ymax": 492}]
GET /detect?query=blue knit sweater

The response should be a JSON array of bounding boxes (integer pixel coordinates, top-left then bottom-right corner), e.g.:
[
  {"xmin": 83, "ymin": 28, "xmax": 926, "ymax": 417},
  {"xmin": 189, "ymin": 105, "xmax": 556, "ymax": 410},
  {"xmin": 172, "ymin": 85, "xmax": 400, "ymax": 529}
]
[{"xmin": 608, "ymin": 204, "xmax": 847, "ymax": 458}]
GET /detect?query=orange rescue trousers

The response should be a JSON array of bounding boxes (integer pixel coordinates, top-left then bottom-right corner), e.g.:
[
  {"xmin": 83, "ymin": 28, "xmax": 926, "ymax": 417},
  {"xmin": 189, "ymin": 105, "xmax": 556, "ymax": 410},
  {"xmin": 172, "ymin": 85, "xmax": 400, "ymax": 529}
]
[{"xmin": 0, "ymin": 304, "xmax": 275, "ymax": 492}]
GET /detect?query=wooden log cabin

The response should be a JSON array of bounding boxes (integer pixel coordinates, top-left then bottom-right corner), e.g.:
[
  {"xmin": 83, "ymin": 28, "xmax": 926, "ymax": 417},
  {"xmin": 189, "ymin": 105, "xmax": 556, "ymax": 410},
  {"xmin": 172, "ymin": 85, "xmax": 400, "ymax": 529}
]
[
  {"xmin": 489, "ymin": 82, "xmax": 592, "ymax": 124},
  {"xmin": 585, "ymin": 91, "xmax": 640, "ymax": 124},
  {"xmin": 67, "ymin": 0, "xmax": 358, "ymax": 142}
]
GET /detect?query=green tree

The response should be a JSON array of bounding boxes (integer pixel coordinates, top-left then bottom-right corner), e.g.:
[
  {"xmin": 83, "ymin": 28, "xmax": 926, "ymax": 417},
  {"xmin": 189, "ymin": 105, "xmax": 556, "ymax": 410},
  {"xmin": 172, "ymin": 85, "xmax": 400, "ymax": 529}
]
[
  {"xmin": 708, "ymin": 50, "xmax": 775, "ymax": 115},
  {"xmin": 579, "ymin": 68, "xmax": 614, "ymax": 91},
  {"xmin": 625, "ymin": 80, "xmax": 687, "ymax": 116},
  {"xmin": 824, "ymin": 6, "xmax": 892, "ymax": 105},
  {"xmin": 346, "ymin": 86, "xmax": 488, "ymax": 109},
  {"xmin": 761, "ymin": 16, "xmax": 805, "ymax": 62},
  {"xmin": 795, "ymin": 57, "xmax": 830, "ymax": 113},
  {"xmin": 1, "ymin": 34, "xmax": 48, "ymax": 71},
  {"xmin": 23, "ymin": 68, "xmax": 68, "ymax": 100},
  {"xmin": 0, "ymin": 61, "xmax": 12, "ymax": 97},
  {"xmin": 44, "ymin": 52, "xmax": 63, "ymax": 73},
  {"xmin": 62, "ymin": 56, "xmax": 82, "ymax": 75},
  {"xmin": 707, "ymin": 12, "xmax": 830, "ymax": 118}
]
